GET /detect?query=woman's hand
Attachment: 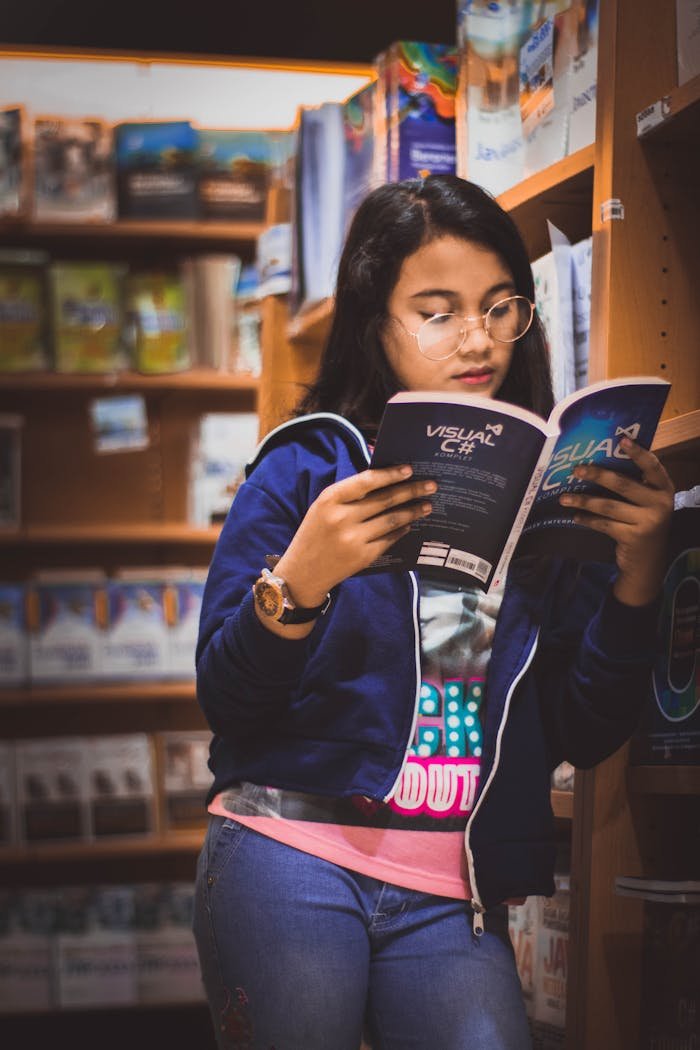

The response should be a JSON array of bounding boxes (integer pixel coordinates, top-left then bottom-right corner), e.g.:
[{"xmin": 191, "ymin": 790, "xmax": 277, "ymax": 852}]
[
  {"xmin": 559, "ymin": 438, "xmax": 675, "ymax": 606},
  {"xmin": 255, "ymin": 465, "xmax": 436, "ymax": 636}
]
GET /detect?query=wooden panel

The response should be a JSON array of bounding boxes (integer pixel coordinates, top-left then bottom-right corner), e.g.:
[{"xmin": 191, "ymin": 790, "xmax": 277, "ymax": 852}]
[{"xmin": 258, "ymin": 294, "xmax": 322, "ymax": 435}]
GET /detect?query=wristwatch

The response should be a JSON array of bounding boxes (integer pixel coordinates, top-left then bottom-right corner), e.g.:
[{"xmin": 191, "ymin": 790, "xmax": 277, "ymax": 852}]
[{"xmin": 253, "ymin": 567, "xmax": 331, "ymax": 625}]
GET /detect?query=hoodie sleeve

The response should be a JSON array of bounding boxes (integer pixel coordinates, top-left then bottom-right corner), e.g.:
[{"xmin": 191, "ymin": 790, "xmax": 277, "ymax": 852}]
[{"xmin": 534, "ymin": 561, "xmax": 661, "ymax": 770}]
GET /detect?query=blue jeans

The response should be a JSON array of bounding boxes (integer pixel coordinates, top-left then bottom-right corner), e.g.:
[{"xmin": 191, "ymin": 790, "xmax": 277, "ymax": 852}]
[{"xmin": 193, "ymin": 816, "xmax": 532, "ymax": 1050}]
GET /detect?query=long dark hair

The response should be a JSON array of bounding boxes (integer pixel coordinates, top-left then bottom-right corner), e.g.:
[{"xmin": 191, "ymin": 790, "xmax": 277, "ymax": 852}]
[{"xmin": 296, "ymin": 174, "xmax": 554, "ymax": 431}]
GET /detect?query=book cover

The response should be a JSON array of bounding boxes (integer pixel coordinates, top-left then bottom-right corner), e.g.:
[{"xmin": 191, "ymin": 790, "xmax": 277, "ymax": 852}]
[
  {"xmin": 571, "ymin": 235, "xmax": 592, "ymax": 389},
  {"xmin": 532, "ymin": 872, "xmax": 569, "ymax": 1046},
  {"xmin": 125, "ymin": 269, "xmax": 191, "ymax": 374},
  {"xmin": 157, "ymin": 730, "xmax": 212, "ymax": 830},
  {"xmin": 368, "ymin": 377, "xmax": 670, "ymax": 590},
  {"xmin": 197, "ymin": 128, "xmax": 277, "ymax": 222},
  {"xmin": 183, "ymin": 253, "xmax": 241, "ymax": 372},
  {"xmin": 87, "ymin": 734, "xmax": 155, "ymax": 838},
  {"xmin": 0, "ymin": 414, "xmax": 22, "ymax": 530},
  {"xmin": 27, "ymin": 572, "xmax": 105, "ymax": 682},
  {"xmin": 50, "ymin": 261, "xmax": 128, "ymax": 373},
  {"xmin": 456, "ymin": 1, "xmax": 529, "ymax": 196},
  {"xmin": 0, "ymin": 106, "xmax": 26, "ymax": 218},
  {"xmin": 88, "ymin": 393, "xmax": 150, "ymax": 454},
  {"xmin": 519, "ymin": 8, "xmax": 576, "ymax": 178},
  {"xmin": 114, "ymin": 120, "xmax": 199, "ymax": 220},
  {"xmin": 134, "ymin": 882, "xmax": 203, "ymax": 1003},
  {"xmin": 55, "ymin": 885, "xmax": 137, "ymax": 1008},
  {"xmin": 375, "ymin": 41, "xmax": 458, "ymax": 182},
  {"xmin": 567, "ymin": 0, "xmax": 599, "ymax": 153},
  {"xmin": 0, "ymin": 582, "xmax": 28, "ymax": 686},
  {"xmin": 342, "ymin": 81, "xmax": 376, "ymax": 235},
  {"xmin": 0, "ymin": 257, "xmax": 50, "ymax": 372},
  {"xmin": 508, "ymin": 894, "xmax": 539, "ymax": 1021},
  {"xmin": 33, "ymin": 116, "xmax": 115, "ymax": 222},
  {"xmin": 630, "ymin": 503, "xmax": 700, "ymax": 765},
  {"xmin": 163, "ymin": 570, "xmax": 208, "ymax": 679},
  {"xmin": 531, "ymin": 222, "xmax": 576, "ymax": 405},
  {"xmin": 232, "ymin": 264, "xmax": 263, "ymax": 376},
  {"xmin": 15, "ymin": 736, "xmax": 90, "ymax": 842},
  {"xmin": 103, "ymin": 574, "xmax": 169, "ymax": 679},
  {"xmin": 188, "ymin": 411, "xmax": 259, "ymax": 526},
  {"xmin": 0, "ymin": 890, "xmax": 56, "ymax": 1012}
]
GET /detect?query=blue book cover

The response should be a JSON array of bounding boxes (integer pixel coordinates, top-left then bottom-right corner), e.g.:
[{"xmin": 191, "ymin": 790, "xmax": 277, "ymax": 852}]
[
  {"xmin": 368, "ymin": 377, "xmax": 670, "ymax": 591},
  {"xmin": 114, "ymin": 121, "xmax": 199, "ymax": 219},
  {"xmin": 198, "ymin": 129, "xmax": 281, "ymax": 221}
]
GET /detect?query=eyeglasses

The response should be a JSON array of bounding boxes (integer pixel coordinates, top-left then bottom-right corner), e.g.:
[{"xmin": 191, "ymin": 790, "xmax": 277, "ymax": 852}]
[{"xmin": 397, "ymin": 295, "xmax": 535, "ymax": 361}]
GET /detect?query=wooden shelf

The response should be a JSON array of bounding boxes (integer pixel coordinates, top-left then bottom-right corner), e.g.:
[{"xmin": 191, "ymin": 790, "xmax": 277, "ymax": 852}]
[
  {"xmin": 0, "ymin": 369, "xmax": 259, "ymax": 394},
  {"xmin": 652, "ymin": 409, "xmax": 700, "ymax": 454},
  {"xmin": 496, "ymin": 144, "xmax": 595, "ymax": 214},
  {"xmin": 551, "ymin": 789, "xmax": 574, "ymax": 821},
  {"xmin": 628, "ymin": 765, "xmax": 700, "ymax": 795},
  {"xmin": 0, "ymin": 681, "xmax": 196, "ymax": 706},
  {"xmin": 0, "ymin": 217, "xmax": 266, "ymax": 244},
  {"xmin": 636, "ymin": 73, "xmax": 700, "ymax": 142},
  {"xmin": 287, "ymin": 296, "xmax": 334, "ymax": 346},
  {"xmin": 0, "ymin": 830, "xmax": 205, "ymax": 865},
  {"xmin": 0, "ymin": 523, "xmax": 221, "ymax": 545}
]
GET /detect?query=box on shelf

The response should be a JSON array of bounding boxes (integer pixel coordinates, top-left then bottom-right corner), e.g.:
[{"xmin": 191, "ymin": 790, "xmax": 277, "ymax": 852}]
[
  {"xmin": 55, "ymin": 885, "xmax": 138, "ymax": 1009},
  {"xmin": 0, "ymin": 251, "xmax": 50, "ymax": 372},
  {"xmin": 15, "ymin": 736, "xmax": 90, "ymax": 843},
  {"xmin": 375, "ymin": 40, "xmax": 458, "ymax": 183},
  {"xmin": 0, "ymin": 582, "xmax": 28, "ymax": 686},
  {"xmin": 532, "ymin": 871, "xmax": 569, "ymax": 1048},
  {"xmin": 114, "ymin": 120, "xmax": 199, "ymax": 220},
  {"xmin": 531, "ymin": 222, "xmax": 576, "ymax": 404},
  {"xmin": 508, "ymin": 894, "xmax": 539, "ymax": 1022},
  {"xmin": 570, "ymin": 234, "xmax": 592, "ymax": 389},
  {"xmin": 567, "ymin": 0, "xmax": 599, "ymax": 154},
  {"xmin": 50, "ymin": 261, "xmax": 128, "ymax": 374},
  {"xmin": 102, "ymin": 572, "xmax": 170, "ymax": 680},
  {"xmin": 87, "ymin": 734, "xmax": 156, "ymax": 838},
  {"xmin": 188, "ymin": 411, "xmax": 259, "ymax": 527},
  {"xmin": 27, "ymin": 571, "xmax": 105, "ymax": 683},
  {"xmin": 232, "ymin": 263, "xmax": 263, "ymax": 375},
  {"xmin": 134, "ymin": 883, "xmax": 204, "ymax": 1004},
  {"xmin": 0, "ymin": 742, "xmax": 17, "ymax": 847},
  {"xmin": 631, "ymin": 501, "xmax": 700, "ymax": 766},
  {"xmin": 163, "ymin": 569, "xmax": 208, "ymax": 679},
  {"xmin": 157, "ymin": 730, "xmax": 212, "ymax": 830},
  {"xmin": 342, "ymin": 80, "xmax": 377, "ymax": 235},
  {"xmin": 0, "ymin": 890, "xmax": 56, "ymax": 1013},
  {"xmin": 519, "ymin": 5, "xmax": 576, "ymax": 179},
  {"xmin": 182, "ymin": 252, "xmax": 242, "ymax": 372},
  {"xmin": 256, "ymin": 223, "xmax": 292, "ymax": 298},
  {"xmin": 32, "ymin": 116, "xmax": 115, "ymax": 222},
  {"xmin": 0, "ymin": 106, "xmax": 26, "ymax": 218},
  {"xmin": 0, "ymin": 414, "xmax": 22, "ymax": 531},
  {"xmin": 197, "ymin": 128, "xmax": 288, "ymax": 222},
  {"xmin": 676, "ymin": 0, "xmax": 700, "ymax": 85},
  {"xmin": 124, "ymin": 269, "xmax": 191, "ymax": 374}
]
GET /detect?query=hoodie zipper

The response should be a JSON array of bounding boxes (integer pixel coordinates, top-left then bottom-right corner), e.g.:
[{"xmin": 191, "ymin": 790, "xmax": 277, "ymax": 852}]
[{"xmin": 464, "ymin": 628, "xmax": 540, "ymax": 936}]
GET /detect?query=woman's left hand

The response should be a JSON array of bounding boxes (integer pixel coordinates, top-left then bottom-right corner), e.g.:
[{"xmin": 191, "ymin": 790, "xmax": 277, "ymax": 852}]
[{"xmin": 559, "ymin": 437, "xmax": 675, "ymax": 606}]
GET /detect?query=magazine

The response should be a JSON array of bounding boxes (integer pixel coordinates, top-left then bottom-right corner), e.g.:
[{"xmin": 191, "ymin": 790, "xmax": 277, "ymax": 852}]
[{"xmin": 368, "ymin": 376, "xmax": 670, "ymax": 591}]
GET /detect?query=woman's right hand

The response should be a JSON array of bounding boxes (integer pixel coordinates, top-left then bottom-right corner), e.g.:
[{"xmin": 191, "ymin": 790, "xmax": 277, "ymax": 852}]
[{"xmin": 270, "ymin": 465, "xmax": 436, "ymax": 610}]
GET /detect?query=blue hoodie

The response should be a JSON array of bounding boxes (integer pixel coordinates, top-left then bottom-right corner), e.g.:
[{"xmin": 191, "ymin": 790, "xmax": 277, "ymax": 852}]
[{"xmin": 196, "ymin": 414, "xmax": 659, "ymax": 920}]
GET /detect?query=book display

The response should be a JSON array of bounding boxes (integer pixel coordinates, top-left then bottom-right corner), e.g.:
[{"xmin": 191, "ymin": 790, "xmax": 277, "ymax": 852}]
[{"xmin": 1, "ymin": 5, "xmax": 699, "ymax": 1045}]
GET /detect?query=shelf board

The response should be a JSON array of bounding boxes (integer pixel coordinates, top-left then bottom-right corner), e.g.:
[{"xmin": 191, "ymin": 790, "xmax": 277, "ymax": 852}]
[
  {"xmin": 0, "ymin": 830, "xmax": 205, "ymax": 865},
  {"xmin": 0, "ymin": 523, "xmax": 221, "ymax": 545},
  {"xmin": 0, "ymin": 369, "xmax": 259, "ymax": 394},
  {"xmin": 652, "ymin": 409, "xmax": 700, "ymax": 454},
  {"xmin": 551, "ymin": 789, "xmax": 574, "ymax": 821},
  {"xmin": 0, "ymin": 217, "xmax": 266, "ymax": 244},
  {"xmin": 496, "ymin": 144, "xmax": 595, "ymax": 214},
  {"xmin": 0, "ymin": 680, "xmax": 196, "ymax": 706},
  {"xmin": 628, "ymin": 765, "xmax": 700, "ymax": 795},
  {"xmin": 636, "ymin": 73, "xmax": 700, "ymax": 142},
  {"xmin": 287, "ymin": 296, "xmax": 334, "ymax": 345}
]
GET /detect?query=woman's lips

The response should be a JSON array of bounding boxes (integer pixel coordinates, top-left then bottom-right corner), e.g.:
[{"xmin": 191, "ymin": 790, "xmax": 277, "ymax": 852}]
[{"xmin": 454, "ymin": 369, "xmax": 494, "ymax": 385}]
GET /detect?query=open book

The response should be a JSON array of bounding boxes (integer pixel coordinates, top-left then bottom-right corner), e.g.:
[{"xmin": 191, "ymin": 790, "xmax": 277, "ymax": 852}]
[{"xmin": 368, "ymin": 376, "xmax": 670, "ymax": 592}]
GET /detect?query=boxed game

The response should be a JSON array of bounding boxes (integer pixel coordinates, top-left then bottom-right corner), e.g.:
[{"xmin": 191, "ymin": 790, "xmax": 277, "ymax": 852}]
[
  {"xmin": 0, "ymin": 890, "xmax": 56, "ymax": 1012},
  {"xmin": 27, "ymin": 571, "xmax": 105, "ymax": 682},
  {"xmin": 55, "ymin": 885, "xmax": 137, "ymax": 1008},
  {"xmin": 15, "ymin": 736, "xmax": 90, "ymax": 842},
  {"xmin": 125, "ymin": 269, "xmax": 191, "ymax": 374},
  {"xmin": 164, "ymin": 569, "xmax": 207, "ymax": 678},
  {"xmin": 0, "ymin": 106, "xmax": 26, "ymax": 218},
  {"xmin": 86, "ymin": 734, "xmax": 156, "ymax": 838},
  {"xmin": 0, "ymin": 582, "xmax": 29, "ymax": 685},
  {"xmin": 50, "ymin": 261, "xmax": 127, "ymax": 373},
  {"xmin": 197, "ymin": 128, "xmax": 282, "ymax": 221},
  {"xmin": 342, "ymin": 81, "xmax": 377, "ymax": 235},
  {"xmin": 102, "ymin": 572, "xmax": 169, "ymax": 679},
  {"xmin": 134, "ymin": 882, "xmax": 203, "ymax": 1003},
  {"xmin": 114, "ymin": 120, "xmax": 199, "ymax": 220},
  {"xmin": 375, "ymin": 41, "xmax": 458, "ymax": 182},
  {"xmin": 0, "ymin": 253, "xmax": 50, "ymax": 372},
  {"xmin": 33, "ymin": 116, "xmax": 115, "ymax": 222},
  {"xmin": 157, "ymin": 730, "xmax": 212, "ymax": 830}
]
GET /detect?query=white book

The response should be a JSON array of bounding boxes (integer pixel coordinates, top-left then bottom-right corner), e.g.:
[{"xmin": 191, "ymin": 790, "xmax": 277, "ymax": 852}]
[
  {"xmin": 164, "ymin": 569, "xmax": 208, "ymax": 679},
  {"xmin": 86, "ymin": 734, "xmax": 155, "ymax": 839},
  {"xmin": 533, "ymin": 872, "xmax": 569, "ymax": 1037},
  {"xmin": 571, "ymin": 236, "xmax": 592, "ymax": 389},
  {"xmin": 189, "ymin": 411, "xmax": 259, "ymax": 527},
  {"xmin": 15, "ymin": 736, "xmax": 90, "ymax": 843},
  {"xmin": 0, "ymin": 890, "xmax": 56, "ymax": 1012},
  {"xmin": 134, "ymin": 883, "xmax": 204, "ymax": 1004},
  {"xmin": 103, "ymin": 574, "xmax": 169, "ymax": 680},
  {"xmin": 531, "ymin": 222, "xmax": 576, "ymax": 404},
  {"xmin": 55, "ymin": 885, "xmax": 137, "ymax": 1008},
  {"xmin": 28, "ymin": 573, "xmax": 105, "ymax": 683},
  {"xmin": 508, "ymin": 895, "xmax": 540, "ymax": 1018}
]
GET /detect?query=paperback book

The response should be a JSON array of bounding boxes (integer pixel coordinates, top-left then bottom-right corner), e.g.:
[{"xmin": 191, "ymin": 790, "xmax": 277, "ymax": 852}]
[
  {"xmin": 0, "ymin": 106, "xmax": 25, "ymax": 217},
  {"xmin": 33, "ymin": 116, "xmax": 115, "ymax": 222},
  {"xmin": 368, "ymin": 376, "xmax": 670, "ymax": 591},
  {"xmin": 0, "ymin": 254, "xmax": 50, "ymax": 372}
]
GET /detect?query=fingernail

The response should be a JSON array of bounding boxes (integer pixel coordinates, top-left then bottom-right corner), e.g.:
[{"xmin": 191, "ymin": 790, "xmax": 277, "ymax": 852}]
[
  {"xmin": 424, "ymin": 481, "xmax": 437, "ymax": 493},
  {"xmin": 400, "ymin": 465, "xmax": 412, "ymax": 476},
  {"xmin": 422, "ymin": 503, "xmax": 433, "ymax": 514}
]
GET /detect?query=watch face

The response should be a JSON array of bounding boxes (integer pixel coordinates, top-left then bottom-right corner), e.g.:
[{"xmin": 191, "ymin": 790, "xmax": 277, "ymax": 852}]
[{"xmin": 254, "ymin": 579, "xmax": 285, "ymax": 620}]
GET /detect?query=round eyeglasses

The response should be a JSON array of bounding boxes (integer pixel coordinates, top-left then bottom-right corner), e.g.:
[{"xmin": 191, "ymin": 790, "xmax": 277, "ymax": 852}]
[{"xmin": 398, "ymin": 295, "xmax": 535, "ymax": 361}]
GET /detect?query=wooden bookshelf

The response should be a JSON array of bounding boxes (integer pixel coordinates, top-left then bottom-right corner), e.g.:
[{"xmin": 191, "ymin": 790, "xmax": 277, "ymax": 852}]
[
  {"xmin": 286, "ymin": 296, "xmax": 334, "ymax": 347},
  {"xmin": 0, "ymin": 370, "xmax": 260, "ymax": 394},
  {"xmin": 652, "ymin": 409, "xmax": 700, "ymax": 455},
  {"xmin": 551, "ymin": 789, "xmax": 574, "ymax": 821},
  {"xmin": 627, "ymin": 765, "xmax": 700, "ymax": 796},
  {"xmin": 1, "ymin": 523, "xmax": 221, "ymax": 546},
  {"xmin": 636, "ymin": 72, "xmax": 700, "ymax": 142},
  {"xmin": 0, "ymin": 217, "xmax": 266, "ymax": 245},
  {"xmin": 0, "ymin": 681, "xmax": 197, "ymax": 706},
  {"xmin": 0, "ymin": 830, "xmax": 205, "ymax": 865}
]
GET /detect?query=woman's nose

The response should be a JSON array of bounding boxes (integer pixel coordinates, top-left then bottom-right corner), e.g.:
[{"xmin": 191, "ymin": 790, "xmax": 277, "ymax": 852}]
[{"xmin": 457, "ymin": 319, "xmax": 493, "ymax": 354}]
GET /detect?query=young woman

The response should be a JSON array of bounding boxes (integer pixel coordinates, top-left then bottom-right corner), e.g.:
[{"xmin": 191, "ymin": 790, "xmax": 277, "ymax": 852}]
[{"xmin": 193, "ymin": 175, "xmax": 673, "ymax": 1050}]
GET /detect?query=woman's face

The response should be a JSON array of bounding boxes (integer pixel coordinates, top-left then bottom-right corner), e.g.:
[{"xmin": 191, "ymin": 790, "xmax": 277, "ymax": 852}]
[{"xmin": 382, "ymin": 235, "xmax": 518, "ymax": 399}]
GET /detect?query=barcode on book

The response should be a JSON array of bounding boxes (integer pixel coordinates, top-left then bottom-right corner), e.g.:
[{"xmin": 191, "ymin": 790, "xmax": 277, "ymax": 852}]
[{"xmin": 417, "ymin": 542, "xmax": 491, "ymax": 583}]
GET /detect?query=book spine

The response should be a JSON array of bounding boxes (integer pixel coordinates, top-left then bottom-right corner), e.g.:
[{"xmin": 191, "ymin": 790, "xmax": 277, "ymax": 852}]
[{"xmin": 491, "ymin": 432, "xmax": 558, "ymax": 591}]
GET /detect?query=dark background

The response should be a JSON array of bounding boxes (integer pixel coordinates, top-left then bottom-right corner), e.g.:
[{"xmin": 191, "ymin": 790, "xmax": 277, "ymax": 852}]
[{"xmin": 1, "ymin": 1, "xmax": 457, "ymax": 64}]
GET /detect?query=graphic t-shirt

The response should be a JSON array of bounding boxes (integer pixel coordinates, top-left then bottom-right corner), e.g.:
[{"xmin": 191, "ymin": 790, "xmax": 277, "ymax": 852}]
[{"xmin": 210, "ymin": 577, "xmax": 503, "ymax": 899}]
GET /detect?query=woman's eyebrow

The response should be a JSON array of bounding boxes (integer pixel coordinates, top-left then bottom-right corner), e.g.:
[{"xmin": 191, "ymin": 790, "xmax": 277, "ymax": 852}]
[{"xmin": 409, "ymin": 280, "xmax": 515, "ymax": 301}]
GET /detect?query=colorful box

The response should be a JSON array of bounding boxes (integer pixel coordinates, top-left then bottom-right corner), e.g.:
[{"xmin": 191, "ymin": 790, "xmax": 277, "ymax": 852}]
[
  {"xmin": 0, "ymin": 256, "xmax": 50, "ymax": 372},
  {"xmin": 197, "ymin": 128, "xmax": 283, "ymax": 221},
  {"xmin": 33, "ymin": 116, "xmax": 115, "ymax": 222},
  {"xmin": 114, "ymin": 120, "xmax": 199, "ymax": 219},
  {"xmin": 125, "ymin": 270, "xmax": 191, "ymax": 374},
  {"xmin": 86, "ymin": 734, "xmax": 155, "ymax": 837},
  {"xmin": 15, "ymin": 736, "xmax": 90, "ymax": 842},
  {"xmin": 342, "ymin": 81, "xmax": 376, "ymax": 234},
  {"xmin": 102, "ymin": 573, "xmax": 169, "ymax": 679},
  {"xmin": 27, "ymin": 574, "xmax": 105, "ymax": 682},
  {"xmin": 50, "ymin": 261, "xmax": 127, "ymax": 373}
]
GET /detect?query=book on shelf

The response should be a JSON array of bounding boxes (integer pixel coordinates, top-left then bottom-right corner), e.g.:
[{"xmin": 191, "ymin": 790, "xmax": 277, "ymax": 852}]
[
  {"xmin": 26, "ymin": 570, "xmax": 106, "ymax": 683},
  {"xmin": 0, "ymin": 742, "xmax": 16, "ymax": 847},
  {"xmin": 114, "ymin": 120, "xmax": 199, "ymax": 220},
  {"xmin": 367, "ymin": 376, "xmax": 670, "ymax": 592},
  {"xmin": 197, "ymin": 128, "xmax": 290, "ymax": 222},
  {"xmin": 0, "ymin": 106, "xmax": 26, "ymax": 218},
  {"xmin": 0, "ymin": 413, "xmax": 22, "ymax": 531},
  {"xmin": 0, "ymin": 889, "xmax": 55, "ymax": 1013},
  {"xmin": 49, "ymin": 261, "xmax": 128, "ymax": 374},
  {"xmin": 341, "ymin": 81, "xmax": 377, "ymax": 236},
  {"xmin": 103, "ymin": 572, "xmax": 170, "ymax": 680},
  {"xmin": 157, "ymin": 730, "xmax": 212, "ymax": 830},
  {"xmin": 134, "ymin": 882, "xmax": 204, "ymax": 1003},
  {"xmin": 0, "ymin": 250, "xmax": 50, "ymax": 372},
  {"xmin": 32, "ymin": 116, "xmax": 115, "ymax": 222},
  {"xmin": 615, "ymin": 876, "xmax": 700, "ymax": 904},
  {"xmin": 630, "ymin": 496, "xmax": 700, "ymax": 766},
  {"xmin": 87, "ymin": 734, "xmax": 156, "ymax": 838},
  {"xmin": 0, "ymin": 583, "xmax": 28, "ymax": 686},
  {"xmin": 124, "ymin": 269, "xmax": 191, "ymax": 374},
  {"xmin": 163, "ymin": 569, "xmax": 208, "ymax": 679},
  {"xmin": 14, "ymin": 736, "xmax": 91, "ymax": 843},
  {"xmin": 532, "ymin": 871, "xmax": 569, "ymax": 1048},
  {"xmin": 188, "ymin": 411, "xmax": 259, "ymax": 527}
]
